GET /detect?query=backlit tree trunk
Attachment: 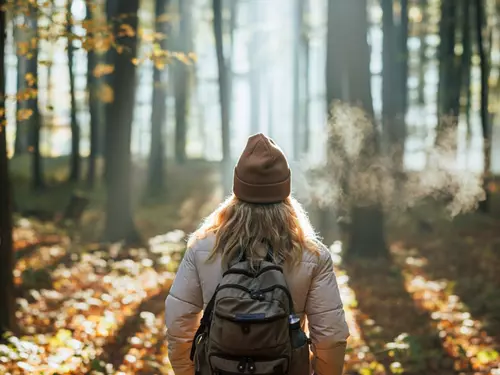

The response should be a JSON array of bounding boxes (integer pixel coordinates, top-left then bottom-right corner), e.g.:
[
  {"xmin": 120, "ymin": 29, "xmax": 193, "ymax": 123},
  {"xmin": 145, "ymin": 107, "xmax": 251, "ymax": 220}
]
[
  {"xmin": 103, "ymin": 0, "xmax": 140, "ymax": 243},
  {"xmin": 28, "ymin": 5, "xmax": 44, "ymax": 190},
  {"xmin": 328, "ymin": 0, "xmax": 388, "ymax": 258},
  {"xmin": 147, "ymin": 0, "xmax": 171, "ymax": 194},
  {"xmin": 213, "ymin": 0, "xmax": 231, "ymax": 197},
  {"xmin": 86, "ymin": 1, "xmax": 99, "ymax": 187},
  {"xmin": 475, "ymin": 0, "xmax": 491, "ymax": 213},
  {"xmin": 67, "ymin": 0, "xmax": 80, "ymax": 182},
  {"xmin": 435, "ymin": 0, "xmax": 460, "ymax": 152},
  {"xmin": 0, "ymin": 0, "xmax": 16, "ymax": 334},
  {"xmin": 174, "ymin": 0, "xmax": 192, "ymax": 163}
]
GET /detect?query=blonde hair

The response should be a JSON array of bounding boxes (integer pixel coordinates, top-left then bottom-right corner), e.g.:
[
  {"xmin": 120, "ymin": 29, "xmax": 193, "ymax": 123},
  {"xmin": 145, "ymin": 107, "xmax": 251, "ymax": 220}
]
[{"xmin": 187, "ymin": 194, "xmax": 321, "ymax": 268}]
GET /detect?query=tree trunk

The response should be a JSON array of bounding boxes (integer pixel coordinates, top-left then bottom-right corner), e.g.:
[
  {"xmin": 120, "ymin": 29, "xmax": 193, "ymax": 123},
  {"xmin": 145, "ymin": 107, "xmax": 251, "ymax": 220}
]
[
  {"xmin": 67, "ymin": 0, "xmax": 80, "ymax": 182},
  {"xmin": 0, "ymin": 0, "xmax": 16, "ymax": 334},
  {"xmin": 417, "ymin": 0, "xmax": 427, "ymax": 105},
  {"xmin": 103, "ymin": 0, "xmax": 119, "ymax": 182},
  {"xmin": 461, "ymin": 0, "xmax": 472, "ymax": 150},
  {"xmin": 398, "ymin": 0, "xmax": 409, "ymax": 115},
  {"xmin": 174, "ymin": 0, "xmax": 192, "ymax": 164},
  {"xmin": 435, "ymin": 0, "xmax": 460, "ymax": 151},
  {"xmin": 302, "ymin": 0, "xmax": 310, "ymax": 155},
  {"xmin": 324, "ymin": 0, "xmax": 350, "ymax": 238},
  {"xmin": 382, "ymin": 0, "xmax": 406, "ymax": 180},
  {"xmin": 213, "ymin": 0, "xmax": 231, "ymax": 197},
  {"xmin": 326, "ymin": 0, "xmax": 346, "ymax": 105},
  {"xmin": 103, "ymin": 0, "xmax": 140, "ymax": 244},
  {"xmin": 86, "ymin": 2, "xmax": 99, "ymax": 187},
  {"xmin": 28, "ymin": 6, "xmax": 44, "ymax": 190},
  {"xmin": 330, "ymin": 0, "xmax": 388, "ymax": 258},
  {"xmin": 475, "ymin": 0, "xmax": 491, "ymax": 213},
  {"xmin": 14, "ymin": 23, "xmax": 27, "ymax": 156},
  {"xmin": 147, "ymin": 0, "xmax": 171, "ymax": 194},
  {"xmin": 348, "ymin": 1, "xmax": 387, "ymax": 258},
  {"xmin": 249, "ymin": 1, "xmax": 260, "ymax": 135},
  {"xmin": 227, "ymin": 0, "xmax": 237, "ymax": 133},
  {"xmin": 382, "ymin": 0, "xmax": 397, "ymax": 151},
  {"xmin": 292, "ymin": 0, "xmax": 304, "ymax": 160}
]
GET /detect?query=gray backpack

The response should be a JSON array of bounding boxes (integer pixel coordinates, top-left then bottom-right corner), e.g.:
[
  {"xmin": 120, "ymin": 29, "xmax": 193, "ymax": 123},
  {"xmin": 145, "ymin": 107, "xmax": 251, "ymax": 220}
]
[{"xmin": 190, "ymin": 251, "xmax": 311, "ymax": 375}]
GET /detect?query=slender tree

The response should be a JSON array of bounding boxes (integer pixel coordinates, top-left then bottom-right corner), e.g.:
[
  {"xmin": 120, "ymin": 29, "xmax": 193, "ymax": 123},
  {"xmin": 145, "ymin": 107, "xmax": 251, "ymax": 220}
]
[
  {"xmin": 174, "ymin": 0, "xmax": 192, "ymax": 163},
  {"xmin": 0, "ymin": 0, "xmax": 16, "ymax": 334},
  {"xmin": 103, "ymin": 0, "xmax": 140, "ymax": 243},
  {"xmin": 302, "ymin": 0, "xmax": 311, "ymax": 155},
  {"xmin": 398, "ymin": 0, "xmax": 409, "ymax": 115},
  {"xmin": 67, "ymin": 0, "xmax": 80, "ymax": 182},
  {"xmin": 28, "ymin": 4, "xmax": 44, "ymax": 190},
  {"xmin": 435, "ymin": 0, "xmax": 460, "ymax": 151},
  {"xmin": 14, "ymin": 21, "xmax": 28, "ymax": 155},
  {"xmin": 382, "ymin": 0, "xmax": 406, "ymax": 178},
  {"xmin": 417, "ymin": 0, "xmax": 427, "ymax": 105},
  {"xmin": 382, "ymin": 0, "xmax": 397, "ymax": 149},
  {"xmin": 213, "ymin": 0, "xmax": 231, "ymax": 196},
  {"xmin": 461, "ymin": 0, "xmax": 473, "ymax": 149},
  {"xmin": 292, "ymin": 0, "xmax": 306, "ymax": 160},
  {"xmin": 86, "ymin": 1, "xmax": 99, "ymax": 187},
  {"xmin": 147, "ymin": 0, "xmax": 171, "ymax": 194},
  {"xmin": 326, "ymin": 0, "xmax": 344, "ymax": 104},
  {"xmin": 475, "ymin": 0, "xmax": 491, "ymax": 213},
  {"xmin": 227, "ymin": 0, "xmax": 237, "ymax": 130},
  {"xmin": 249, "ymin": 1, "xmax": 260, "ymax": 135},
  {"xmin": 103, "ymin": 0, "xmax": 119, "ymax": 181}
]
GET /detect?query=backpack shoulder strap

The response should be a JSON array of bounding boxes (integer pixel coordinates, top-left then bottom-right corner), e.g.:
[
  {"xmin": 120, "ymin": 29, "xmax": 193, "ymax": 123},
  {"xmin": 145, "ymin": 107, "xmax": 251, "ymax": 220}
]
[
  {"xmin": 236, "ymin": 243, "xmax": 276, "ymax": 264},
  {"xmin": 189, "ymin": 283, "xmax": 219, "ymax": 361}
]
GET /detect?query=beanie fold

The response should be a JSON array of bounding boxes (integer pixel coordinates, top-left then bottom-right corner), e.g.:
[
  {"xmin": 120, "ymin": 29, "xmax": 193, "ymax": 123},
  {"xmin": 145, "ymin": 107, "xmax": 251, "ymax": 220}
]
[{"xmin": 233, "ymin": 169, "xmax": 291, "ymax": 204}]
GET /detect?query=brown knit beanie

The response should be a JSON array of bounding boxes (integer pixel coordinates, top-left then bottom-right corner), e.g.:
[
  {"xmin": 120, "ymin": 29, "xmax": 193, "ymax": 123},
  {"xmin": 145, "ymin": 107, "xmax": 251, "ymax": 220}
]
[{"xmin": 233, "ymin": 133, "xmax": 291, "ymax": 204}]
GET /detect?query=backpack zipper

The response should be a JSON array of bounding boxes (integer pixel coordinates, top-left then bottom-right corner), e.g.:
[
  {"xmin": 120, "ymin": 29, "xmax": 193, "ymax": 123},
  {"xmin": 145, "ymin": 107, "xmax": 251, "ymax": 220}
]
[
  {"xmin": 216, "ymin": 284, "xmax": 294, "ymax": 312},
  {"xmin": 215, "ymin": 310, "xmax": 288, "ymax": 323},
  {"xmin": 222, "ymin": 265, "xmax": 284, "ymax": 278},
  {"xmin": 210, "ymin": 352, "xmax": 290, "ymax": 362}
]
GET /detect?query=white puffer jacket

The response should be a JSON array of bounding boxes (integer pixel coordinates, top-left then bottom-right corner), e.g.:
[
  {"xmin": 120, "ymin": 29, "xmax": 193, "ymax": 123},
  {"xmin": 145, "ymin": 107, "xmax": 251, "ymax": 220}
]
[{"xmin": 165, "ymin": 234, "xmax": 349, "ymax": 375}]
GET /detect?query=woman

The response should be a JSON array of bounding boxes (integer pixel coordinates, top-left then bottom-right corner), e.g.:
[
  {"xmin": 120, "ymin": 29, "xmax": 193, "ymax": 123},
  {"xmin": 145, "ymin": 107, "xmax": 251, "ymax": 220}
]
[{"xmin": 165, "ymin": 133, "xmax": 349, "ymax": 375}]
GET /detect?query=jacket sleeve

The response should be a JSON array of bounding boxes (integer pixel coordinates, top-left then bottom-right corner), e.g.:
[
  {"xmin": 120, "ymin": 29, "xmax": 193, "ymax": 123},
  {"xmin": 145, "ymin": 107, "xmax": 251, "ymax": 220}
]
[
  {"xmin": 305, "ymin": 249, "xmax": 349, "ymax": 375},
  {"xmin": 165, "ymin": 246, "xmax": 203, "ymax": 375}
]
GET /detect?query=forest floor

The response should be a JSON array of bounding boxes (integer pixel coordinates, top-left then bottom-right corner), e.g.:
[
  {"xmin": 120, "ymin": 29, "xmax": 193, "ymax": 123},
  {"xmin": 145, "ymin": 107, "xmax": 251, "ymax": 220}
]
[{"xmin": 3, "ymin": 157, "xmax": 500, "ymax": 374}]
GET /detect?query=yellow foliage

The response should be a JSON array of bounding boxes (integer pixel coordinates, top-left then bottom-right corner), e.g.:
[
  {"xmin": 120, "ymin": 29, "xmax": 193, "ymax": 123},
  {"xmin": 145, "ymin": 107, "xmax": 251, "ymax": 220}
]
[
  {"xmin": 118, "ymin": 24, "xmax": 136, "ymax": 38},
  {"xmin": 16, "ymin": 88, "xmax": 38, "ymax": 102},
  {"xmin": 25, "ymin": 73, "xmax": 36, "ymax": 87},
  {"xmin": 93, "ymin": 64, "xmax": 115, "ymax": 78},
  {"xmin": 17, "ymin": 109, "xmax": 34, "ymax": 122},
  {"xmin": 17, "ymin": 41, "xmax": 30, "ymax": 56}
]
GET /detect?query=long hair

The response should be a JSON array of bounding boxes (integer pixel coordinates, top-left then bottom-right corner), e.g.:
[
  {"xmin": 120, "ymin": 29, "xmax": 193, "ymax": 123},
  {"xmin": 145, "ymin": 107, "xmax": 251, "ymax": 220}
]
[{"xmin": 187, "ymin": 194, "xmax": 321, "ymax": 268}]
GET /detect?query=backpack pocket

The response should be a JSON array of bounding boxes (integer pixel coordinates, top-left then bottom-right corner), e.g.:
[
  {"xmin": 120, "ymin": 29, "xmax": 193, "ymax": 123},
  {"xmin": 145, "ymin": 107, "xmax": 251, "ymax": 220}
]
[
  {"xmin": 211, "ymin": 297, "xmax": 290, "ymax": 356},
  {"xmin": 210, "ymin": 353, "xmax": 289, "ymax": 375},
  {"xmin": 289, "ymin": 343, "xmax": 311, "ymax": 375},
  {"xmin": 193, "ymin": 332, "xmax": 211, "ymax": 375}
]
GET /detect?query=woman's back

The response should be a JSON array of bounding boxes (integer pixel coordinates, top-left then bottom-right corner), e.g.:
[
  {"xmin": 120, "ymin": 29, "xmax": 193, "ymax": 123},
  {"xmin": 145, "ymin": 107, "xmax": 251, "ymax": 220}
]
[
  {"xmin": 178, "ymin": 233, "xmax": 342, "ymax": 318},
  {"xmin": 165, "ymin": 133, "xmax": 349, "ymax": 375}
]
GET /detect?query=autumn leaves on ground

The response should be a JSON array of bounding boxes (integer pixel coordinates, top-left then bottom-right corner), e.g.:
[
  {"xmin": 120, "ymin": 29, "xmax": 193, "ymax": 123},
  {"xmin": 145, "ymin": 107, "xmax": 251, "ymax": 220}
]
[{"xmin": 1, "ymin": 161, "xmax": 500, "ymax": 375}]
